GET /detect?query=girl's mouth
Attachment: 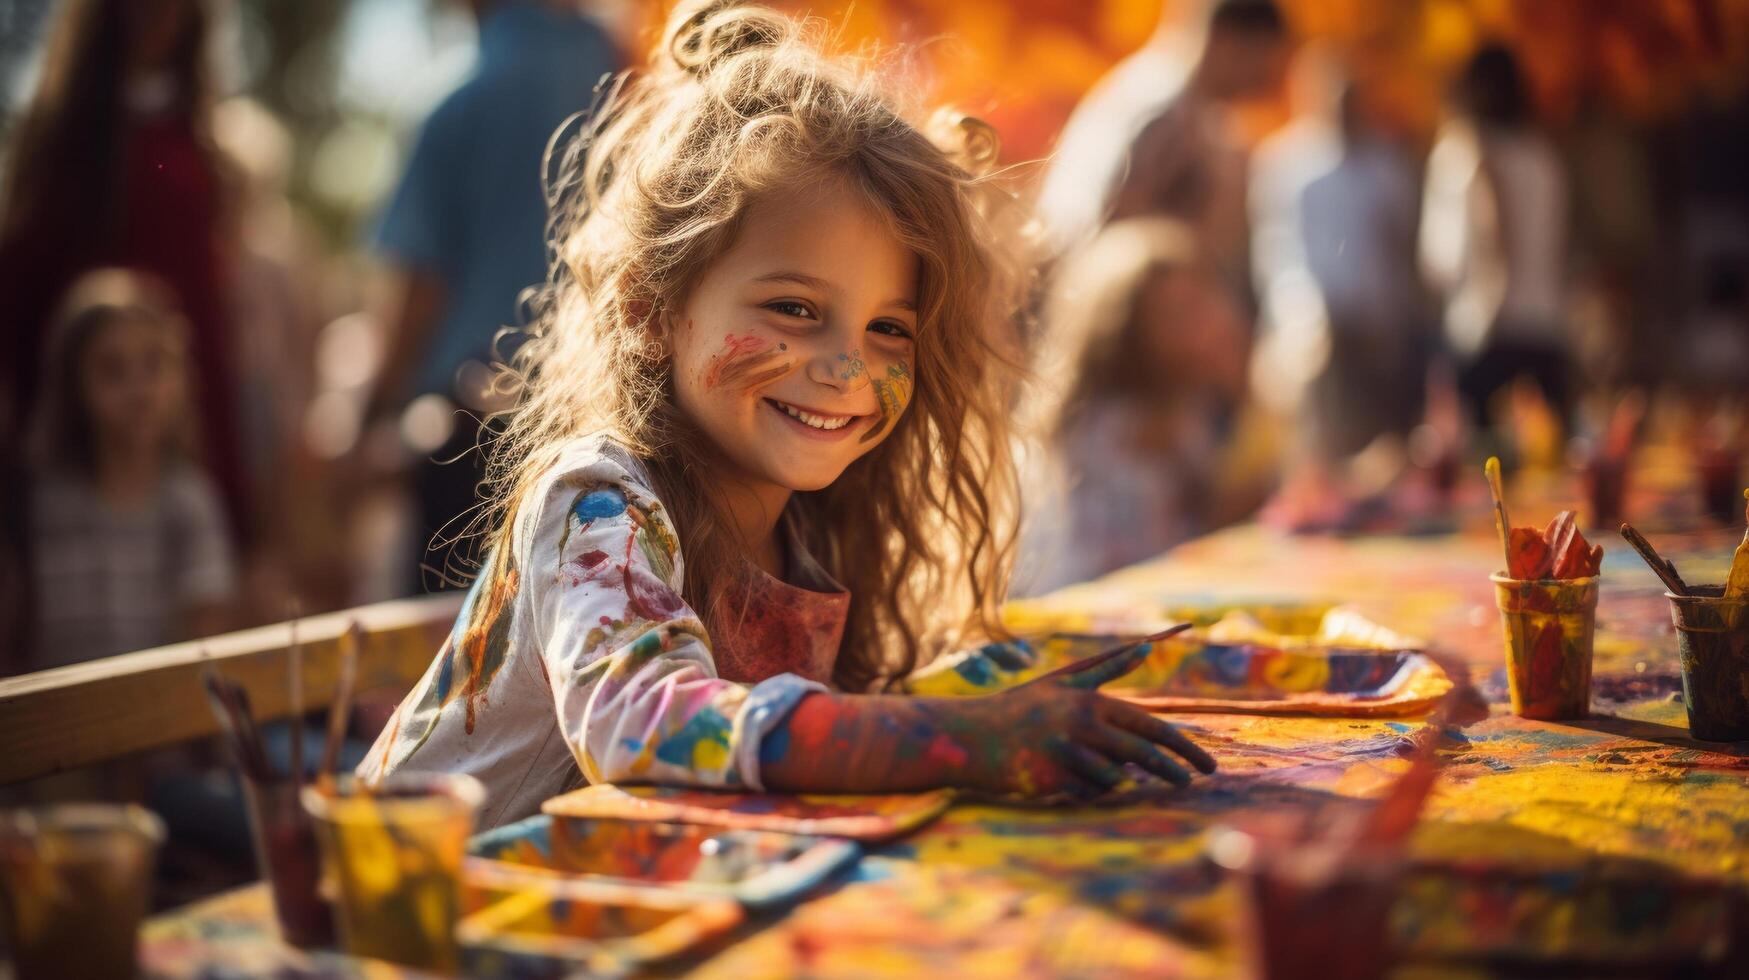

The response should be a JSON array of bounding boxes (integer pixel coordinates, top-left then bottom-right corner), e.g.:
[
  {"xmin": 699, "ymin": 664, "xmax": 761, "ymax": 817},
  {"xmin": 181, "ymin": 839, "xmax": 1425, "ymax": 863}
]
[{"xmin": 765, "ymin": 397, "xmax": 862, "ymax": 435}]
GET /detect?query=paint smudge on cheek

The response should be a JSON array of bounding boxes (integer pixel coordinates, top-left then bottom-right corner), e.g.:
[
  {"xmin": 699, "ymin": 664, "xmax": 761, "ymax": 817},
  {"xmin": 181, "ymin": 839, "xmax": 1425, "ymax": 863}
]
[
  {"xmin": 703, "ymin": 333, "xmax": 794, "ymax": 390},
  {"xmin": 860, "ymin": 361, "xmax": 915, "ymax": 444}
]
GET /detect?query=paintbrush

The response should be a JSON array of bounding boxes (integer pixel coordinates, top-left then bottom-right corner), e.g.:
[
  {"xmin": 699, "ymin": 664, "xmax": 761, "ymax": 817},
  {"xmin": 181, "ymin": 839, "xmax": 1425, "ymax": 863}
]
[
  {"xmin": 201, "ymin": 666, "xmax": 271, "ymax": 781},
  {"xmin": 287, "ymin": 602, "xmax": 304, "ymax": 786},
  {"xmin": 318, "ymin": 621, "xmax": 364, "ymax": 782},
  {"xmin": 1037, "ymin": 623, "xmax": 1194, "ymax": 683},
  {"xmin": 1484, "ymin": 457, "xmax": 1512, "ymax": 573},
  {"xmin": 1728, "ymin": 489, "xmax": 1749, "ymax": 602},
  {"xmin": 1619, "ymin": 523, "xmax": 1689, "ymax": 597}
]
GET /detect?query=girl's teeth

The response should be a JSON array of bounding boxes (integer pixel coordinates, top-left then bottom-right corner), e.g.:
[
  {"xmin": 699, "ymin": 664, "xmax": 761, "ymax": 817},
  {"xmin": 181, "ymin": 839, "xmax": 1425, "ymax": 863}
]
[{"xmin": 779, "ymin": 402, "xmax": 849, "ymax": 430}]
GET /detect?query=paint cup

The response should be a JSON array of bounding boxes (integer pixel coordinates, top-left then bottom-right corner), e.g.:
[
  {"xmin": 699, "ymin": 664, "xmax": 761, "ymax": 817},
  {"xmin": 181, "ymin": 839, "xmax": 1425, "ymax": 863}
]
[
  {"xmin": 1208, "ymin": 812, "xmax": 1402, "ymax": 980},
  {"xmin": 240, "ymin": 775, "xmax": 333, "ymax": 947},
  {"xmin": 0, "ymin": 804, "xmax": 164, "ymax": 979},
  {"xmin": 302, "ymin": 772, "xmax": 483, "ymax": 972},
  {"xmin": 1666, "ymin": 586, "xmax": 1749, "ymax": 742},
  {"xmin": 1490, "ymin": 573, "xmax": 1599, "ymax": 720}
]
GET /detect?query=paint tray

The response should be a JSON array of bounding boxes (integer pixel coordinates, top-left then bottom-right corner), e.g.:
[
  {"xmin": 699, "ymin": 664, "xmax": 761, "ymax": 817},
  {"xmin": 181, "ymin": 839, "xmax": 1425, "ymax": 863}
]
[
  {"xmin": 541, "ymin": 784, "xmax": 954, "ymax": 841},
  {"xmin": 457, "ymin": 874, "xmax": 741, "ymax": 979},
  {"xmin": 466, "ymin": 814, "xmax": 860, "ymax": 908},
  {"xmin": 916, "ymin": 606, "xmax": 1450, "ymax": 716}
]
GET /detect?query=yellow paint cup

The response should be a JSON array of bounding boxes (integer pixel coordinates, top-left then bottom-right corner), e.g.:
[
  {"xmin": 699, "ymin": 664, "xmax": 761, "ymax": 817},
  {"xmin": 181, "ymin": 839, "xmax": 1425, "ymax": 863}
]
[
  {"xmin": 302, "ymin": 772, "xmax": 483, "ymax": 972},
  {"xmin": 0, "ymin": 804, "xmax": 163, "ymax": 980},
  {"xmin": 1490, "ymin": 574, "xmax": 1600, "ymax": 720}
]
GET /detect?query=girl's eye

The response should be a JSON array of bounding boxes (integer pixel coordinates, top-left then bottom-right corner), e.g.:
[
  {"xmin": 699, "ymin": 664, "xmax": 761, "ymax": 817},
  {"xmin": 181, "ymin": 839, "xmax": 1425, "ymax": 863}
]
[
  {"xmin": 868, "ymin": 319, "xmax": 913, "ymax": 340},
  {"xmin": 765, "ymin": 300, "xmax": 815, "ymax": 320}
]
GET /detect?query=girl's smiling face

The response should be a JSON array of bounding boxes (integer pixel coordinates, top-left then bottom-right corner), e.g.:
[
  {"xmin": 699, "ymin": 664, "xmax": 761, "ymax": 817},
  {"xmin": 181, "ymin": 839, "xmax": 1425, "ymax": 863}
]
[{"xmin": 668, "ymin": 177, "xmax": 918, "ymax": 494}]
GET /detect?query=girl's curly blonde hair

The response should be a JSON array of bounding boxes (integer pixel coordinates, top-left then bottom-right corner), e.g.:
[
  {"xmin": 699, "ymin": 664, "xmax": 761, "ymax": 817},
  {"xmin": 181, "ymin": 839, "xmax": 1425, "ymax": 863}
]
[{"xmin": 481, "ymin": 0, "xmax": 1027, "ymax": 692}]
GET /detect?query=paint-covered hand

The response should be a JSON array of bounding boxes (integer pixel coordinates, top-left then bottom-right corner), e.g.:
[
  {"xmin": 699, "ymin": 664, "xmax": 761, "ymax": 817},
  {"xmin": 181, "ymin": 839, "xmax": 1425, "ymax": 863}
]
[
  {"xmin": 763, "ymin": 638, "xmax": 1216, "ymax": 797},
  {"xmin": 945, "ymin": 639, "xmax": 1218, "ymax": 797}
]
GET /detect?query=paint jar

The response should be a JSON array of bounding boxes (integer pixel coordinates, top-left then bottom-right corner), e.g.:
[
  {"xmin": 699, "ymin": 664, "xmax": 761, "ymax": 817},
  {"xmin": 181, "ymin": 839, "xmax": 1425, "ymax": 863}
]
[
  {"xmin": 0, "ymin": 804, "xmax": 163, "ymax": 980},
  {"xmin": 302, "ymin": 772, "xmax": 483, "ymax": 972},
  {"xmin": 1490, "ymin": 573, "xmax": 1600, "ymax": 720},
  {"xmin": 1208, "ymin": 812, "xmax": 1402, "ymax": 980},
  {"xmin": 1666, "ymin": 586, "xmax": 1749, "ymax": 742},
  {"xmin": 240, "ymin": 775, "xmax": 333, "ymax": 947}
]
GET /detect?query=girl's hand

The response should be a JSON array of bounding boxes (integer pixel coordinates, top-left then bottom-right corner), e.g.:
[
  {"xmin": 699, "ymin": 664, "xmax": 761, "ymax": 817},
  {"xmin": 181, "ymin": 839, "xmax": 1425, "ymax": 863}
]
[
  {"xmin": 946, "ymin": 631, "xmax": 1217, "ymax": 797},
  {"xmin": 764, "ymin": 627, "xmax": 1217, "ymax": 798}
]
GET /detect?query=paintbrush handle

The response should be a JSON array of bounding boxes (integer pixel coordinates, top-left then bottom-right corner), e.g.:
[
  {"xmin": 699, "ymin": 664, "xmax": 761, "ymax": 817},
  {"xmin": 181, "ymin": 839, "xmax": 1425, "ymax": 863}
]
[
  {"xmin": 1619, "ymin": 524, "xmax": 1688, "ymax": 596},
  {"xmin": 319, "ymin": 623, "xmax": 363, "ymax": 778},
  {"xmin": 1485, "ymin": 457, "xmax": 1512, "ymax": 571},
  {"xmin": 1036, "ymin": 624, "xmax": 1193, "ymax": 683}
]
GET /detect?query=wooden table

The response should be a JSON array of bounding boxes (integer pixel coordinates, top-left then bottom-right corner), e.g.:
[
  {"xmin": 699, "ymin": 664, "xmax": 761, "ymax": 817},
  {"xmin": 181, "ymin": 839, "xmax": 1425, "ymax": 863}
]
[{"xmin": 143, "ymin": 523, "xmax": 1749, "ymax": 977}]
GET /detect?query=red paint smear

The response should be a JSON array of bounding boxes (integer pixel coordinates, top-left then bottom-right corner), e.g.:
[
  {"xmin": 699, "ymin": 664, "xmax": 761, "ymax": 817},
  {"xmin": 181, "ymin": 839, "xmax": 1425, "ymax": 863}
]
[
  {"xmin": 923, "ymin": 733, "xmax": 969, "ymax": 769},
  {"xmin": 702, "ymin": 333, "xmax": 781, "ymax": 389},
  {"xmin": 1528, "ymin": 621, "xmax": 1566, "ymax": 708}
]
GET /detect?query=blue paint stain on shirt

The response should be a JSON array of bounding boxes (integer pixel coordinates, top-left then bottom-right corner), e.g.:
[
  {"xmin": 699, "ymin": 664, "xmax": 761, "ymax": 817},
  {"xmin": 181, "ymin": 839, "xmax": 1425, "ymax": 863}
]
[
  {"xmin": 758, "ymin": 723, "xmax": 791, "ymax": 766},
  {"xmin": 654, "ymin": 707, "xmax": 733, "ymax": 768},
  {"xmin": 573, "ymin": 488, "xmax": 629, "ymax": 521}
]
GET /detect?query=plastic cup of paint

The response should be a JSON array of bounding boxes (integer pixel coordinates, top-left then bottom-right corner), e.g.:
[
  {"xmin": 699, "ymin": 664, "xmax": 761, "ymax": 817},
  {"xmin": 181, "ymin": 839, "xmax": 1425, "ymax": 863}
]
[
  {"xmin": 1489, "ymin": 573, "xmax": 1600, "ymax": 720},
  {"xmin": 0, "ymin": 804, "xmax": 164, "ymax": 980},
  {"xmin": 240, "ymin": 775, "xmax": 333, "ymax": 948},
  {"xmin": 1208, "ymin": 812, "xmax": 1402, "ymax": 980},
  {"xmin": 1665, "ymin": 586, "xmax": 1749, "ymax": 742},
  {"xmin": 302, "ymin": 772, "xmax": 484, "ymax": 972}
]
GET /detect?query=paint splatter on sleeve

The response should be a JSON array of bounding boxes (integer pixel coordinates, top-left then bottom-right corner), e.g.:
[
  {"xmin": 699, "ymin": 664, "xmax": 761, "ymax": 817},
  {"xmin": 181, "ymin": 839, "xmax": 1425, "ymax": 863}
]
[{"xmin": 519, "ymin": 444, "xmax": 828, "ymax": 790}]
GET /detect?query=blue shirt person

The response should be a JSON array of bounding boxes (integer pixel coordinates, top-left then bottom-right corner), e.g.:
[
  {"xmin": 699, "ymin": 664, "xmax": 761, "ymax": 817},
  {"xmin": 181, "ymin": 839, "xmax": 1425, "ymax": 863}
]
[{"xmin": 366, "ymin": 1, "xmax": 619, "ymax": 590}]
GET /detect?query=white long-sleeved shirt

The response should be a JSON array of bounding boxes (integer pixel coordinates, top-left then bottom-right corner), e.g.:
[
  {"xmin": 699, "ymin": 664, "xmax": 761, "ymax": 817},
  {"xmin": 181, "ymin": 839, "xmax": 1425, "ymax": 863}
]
[{"xmin": 358, "ymin": 438, "xmax": 843, "ymax": 828}]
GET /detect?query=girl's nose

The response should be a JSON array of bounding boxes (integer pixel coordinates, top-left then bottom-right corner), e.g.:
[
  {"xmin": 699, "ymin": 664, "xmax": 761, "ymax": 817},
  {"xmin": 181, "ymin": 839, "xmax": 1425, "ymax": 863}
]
[{"xmin": 805, "ymin": 347, "xmax": 870, "ymax": 392}]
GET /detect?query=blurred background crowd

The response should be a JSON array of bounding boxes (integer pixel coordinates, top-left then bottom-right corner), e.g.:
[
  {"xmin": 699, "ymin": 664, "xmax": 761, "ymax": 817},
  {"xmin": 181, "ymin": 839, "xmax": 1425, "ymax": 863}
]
[
  {"xmin": 1, "ymin": 0, "xmax": 1747, "ymax": 908},
  {"xmin": 0, "ymin": 0, "xmax": 1745, "ymax": 667}
]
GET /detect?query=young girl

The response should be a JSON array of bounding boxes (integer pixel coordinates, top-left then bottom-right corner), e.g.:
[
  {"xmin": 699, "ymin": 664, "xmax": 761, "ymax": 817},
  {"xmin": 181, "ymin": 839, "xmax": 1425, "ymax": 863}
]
[
  {"xmin": 17, "ymin": 269, "xmax": 237, "ymax": 670},
  {"xmin": 361, "ymin": 0, "xmax": 1214, "ymax": 829}
]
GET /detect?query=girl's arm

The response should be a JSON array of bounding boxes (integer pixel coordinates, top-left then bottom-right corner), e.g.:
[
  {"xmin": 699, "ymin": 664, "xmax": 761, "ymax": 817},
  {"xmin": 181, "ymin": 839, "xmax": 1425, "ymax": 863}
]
[
  {"xmin": 762, "ymin": 643, "xmax": 1216, "ymax": 797},
  {"xmin": 527, "ymin": 450, "xmax": 1213, "ymax": 797},
  {"xmin": 527, "ymin": 451, "xmax": 826, "ymax": 789}
]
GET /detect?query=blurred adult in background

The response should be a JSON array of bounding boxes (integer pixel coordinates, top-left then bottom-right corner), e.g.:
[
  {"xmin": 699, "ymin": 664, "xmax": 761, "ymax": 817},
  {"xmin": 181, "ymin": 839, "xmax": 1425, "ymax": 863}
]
[
  {"xmin": 1295, "ymin": 86, "xmax": 1431, "ymax": 460},
  {"xmin": 362, "ymin": 0, "xmax": 619, "ymax": 591},
  {"xmin": 10, "ymin": 271, "xmax": 237, "ymax": 673},
  {"xmin": 1254, "ymin": 78, "xmax": 1437, "ymax": 531},
  {"xmin": 1036, "ymin": 0, "xmax": 1290, "ymax": 301},
  {"xmin": 1420, "ymin": 43, "xmax": 1571, "ymax": 437},
  {"xmin": 0, "ymin": 0, "xmax": 248, "ymax": 540},
  {"xmin": 1016, "ymin": 219, "xmax": 1256, "ymax": 595}
]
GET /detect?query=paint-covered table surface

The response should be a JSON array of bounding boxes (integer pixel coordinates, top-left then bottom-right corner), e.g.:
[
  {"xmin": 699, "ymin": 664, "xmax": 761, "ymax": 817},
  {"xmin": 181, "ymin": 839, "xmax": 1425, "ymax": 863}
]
[{"xmin": 143, "ymin": 518, "xmax": 1749, "ymax": 978}]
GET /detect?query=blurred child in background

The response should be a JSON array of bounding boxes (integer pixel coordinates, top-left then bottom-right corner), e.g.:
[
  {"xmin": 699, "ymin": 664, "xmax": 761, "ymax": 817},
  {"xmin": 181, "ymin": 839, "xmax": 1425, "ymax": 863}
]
[
  {"xmin": 1017, "ymin": 218, "xmax": 1258, "ymax": 594},
  {"xmin": 0, "ymin": 0, "xmax": 247, "ymax": 539},
  {"xmin": 17, "ymin": 270, "xmax": 237, "ymax": 671}
]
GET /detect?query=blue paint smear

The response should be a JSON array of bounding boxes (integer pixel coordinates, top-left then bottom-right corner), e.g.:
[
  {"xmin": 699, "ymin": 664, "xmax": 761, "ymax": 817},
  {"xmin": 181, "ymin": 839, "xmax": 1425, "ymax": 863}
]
[
  {"xmin": 653, "ymin": 707, "xmax": 732, "ymax": 768},
  {"xmin": 758, "ymin": 724, "xmax": 791, "ymax": 766},
  {"xmin": 952, "ymin": 653, "xmax": 999, "ymax": 687},
  {"xmin": 573, "ymin": 488, "xmax": 628, "ymax": 521}
]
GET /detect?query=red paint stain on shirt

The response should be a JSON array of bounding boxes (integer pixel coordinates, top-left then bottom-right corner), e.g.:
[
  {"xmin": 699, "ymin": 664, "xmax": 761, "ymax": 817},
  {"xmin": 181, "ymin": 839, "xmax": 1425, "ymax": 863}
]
[{"xmin": 709, "ymin": 561, "xmax": 847, "ymax": 686}]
